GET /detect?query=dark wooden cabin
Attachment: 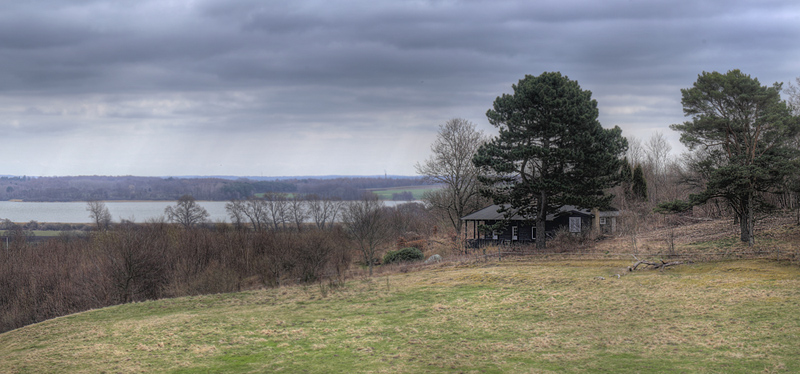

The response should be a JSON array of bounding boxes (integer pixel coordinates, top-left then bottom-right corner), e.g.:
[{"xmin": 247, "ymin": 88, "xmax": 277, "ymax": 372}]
[{"xmin": 460, "ymin": 204, "xmax": 618, "ymax": 247}]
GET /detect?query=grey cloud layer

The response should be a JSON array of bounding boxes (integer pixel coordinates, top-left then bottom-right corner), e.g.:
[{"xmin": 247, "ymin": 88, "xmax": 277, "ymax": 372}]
[{"xmin": 0, "ymin": 0, "xmax": 798, "ymax": 175}]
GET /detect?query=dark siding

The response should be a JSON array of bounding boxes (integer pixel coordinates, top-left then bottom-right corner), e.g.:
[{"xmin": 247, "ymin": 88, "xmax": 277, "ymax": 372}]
[
  {"xmin": 474, "ymin": 212, "xmax": 592, "ymax": 240},
  {"xmin": 547, "ymin": 212, "xmax": 592, "ymax": 234}
]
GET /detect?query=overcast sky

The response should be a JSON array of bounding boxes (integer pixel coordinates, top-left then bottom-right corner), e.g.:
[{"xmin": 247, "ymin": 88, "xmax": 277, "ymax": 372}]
[{"xmin": 1, "ymin": 0, "xmax": 798, "ymax": 177}]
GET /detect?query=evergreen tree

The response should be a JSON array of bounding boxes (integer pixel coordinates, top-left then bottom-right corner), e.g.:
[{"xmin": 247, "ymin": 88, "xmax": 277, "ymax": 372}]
[
  {"xmin": 619, "ymin": 157, "xmax": 633, "ymax": 183},
  {"xmin": 473, "ymin": 72, "xmax": 628, "ymax": 249},
  {"xmin": 670, "ymin": 70, "xmax": 800, "ymax": 245},
  {"xmin": 632, "ymin": 164, "xmax": 647, "ymax": 201},
  {"xmin": 618, "ymin": 157, "xmax": 634, "ymax": 204}
]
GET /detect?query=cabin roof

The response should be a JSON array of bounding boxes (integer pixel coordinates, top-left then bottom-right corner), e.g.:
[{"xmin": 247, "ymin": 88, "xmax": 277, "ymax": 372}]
[{"xmin": 460, "ymin": 204, "xmax": 618, "ymax": 221}]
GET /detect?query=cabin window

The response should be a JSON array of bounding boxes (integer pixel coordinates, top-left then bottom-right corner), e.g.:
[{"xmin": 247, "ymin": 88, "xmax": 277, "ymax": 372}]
[
  {"xmin": 492, "ymin": 230, "xmax": 498, "ymax": 240},
  {"xmin": 512, "ymin": 226, "xmax": 518, "ymax": 240},
  {"xmin": 531, "ymin": 227, "xmax": 536, "ymax": 239},
  {"xmin": 569, "ymin": 217, "xmax": 581, "ymax": 233},
  {"xmin": 599, "ymin": 217, "xmax": 607, "ymax": 225}
]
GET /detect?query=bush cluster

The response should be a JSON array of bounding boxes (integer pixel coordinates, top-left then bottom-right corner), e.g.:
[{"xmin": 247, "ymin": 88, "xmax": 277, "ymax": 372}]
[
  {"xmin": 0, "ymin": 224, "xmax": 351, "ymax": 333},
  {"xmin": 383, "ymin": 247, "xmax": 424, "ymax": 265}
]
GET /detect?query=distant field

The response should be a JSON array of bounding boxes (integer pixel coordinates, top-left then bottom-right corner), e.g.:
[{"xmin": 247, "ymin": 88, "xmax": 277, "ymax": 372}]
[
  {"xmin": 1, "ymin": 258, "xmax": 798, "ymax": 373},
  {"xmin": 250, "ymin": 185, "xmax": 440, "ymax": 200},
  {"xmin": 368, "ymin": 184, "xmax": 442, "ymax": 200},
  {"xmin": 29, "ymin": 230, "xmax": 82, "ymax": 237}
]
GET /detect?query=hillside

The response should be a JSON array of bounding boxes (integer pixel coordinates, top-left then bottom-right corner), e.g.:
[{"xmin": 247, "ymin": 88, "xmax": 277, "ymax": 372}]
[
  {"xmin": 1, "ymin": 257, "xmax": 798, "ymax": 373},
  {"xmin": 593, "ymin": 214, "xmax": 800, "ymax": 259}
]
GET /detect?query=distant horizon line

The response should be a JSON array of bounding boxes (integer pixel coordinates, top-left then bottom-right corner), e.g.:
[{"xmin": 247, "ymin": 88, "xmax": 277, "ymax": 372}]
[{"xmin": 0, "ymin": 174, "xmax": 422, "ymax": 180}]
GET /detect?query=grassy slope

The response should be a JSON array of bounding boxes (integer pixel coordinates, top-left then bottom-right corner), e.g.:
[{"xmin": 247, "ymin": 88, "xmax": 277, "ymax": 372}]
[{"xmin": 1, "ymin": 259, "xmax": 799, "ymax": 373}]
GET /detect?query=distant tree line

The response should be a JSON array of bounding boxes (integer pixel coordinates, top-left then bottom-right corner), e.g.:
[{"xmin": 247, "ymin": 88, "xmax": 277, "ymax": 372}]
[{"xmin": 0, "ymin": 176, "xmax": 426, "ymax": 202}]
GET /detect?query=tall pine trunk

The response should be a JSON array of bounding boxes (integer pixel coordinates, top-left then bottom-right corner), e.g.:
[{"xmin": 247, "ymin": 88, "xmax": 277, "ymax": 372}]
[
  {"xmin": 747, "ymin": 193, "xmax": 755, "ymax": 246},
  {"xmin": 536, "ymin": 192, "xmax": 547, "ymax": 250},
  {"xmin": 739, "ymin": 211, "xmax": 749, "ymax": 243},
  {"xmin": 739, "ymin": 193, "xmax": 755, "ymax": 246}
]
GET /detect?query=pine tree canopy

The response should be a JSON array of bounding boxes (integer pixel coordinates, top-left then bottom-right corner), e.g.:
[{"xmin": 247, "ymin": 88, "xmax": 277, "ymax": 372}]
[{"xmin": 473, "ymin": 72, "xmax": 627, "ymax": 247}]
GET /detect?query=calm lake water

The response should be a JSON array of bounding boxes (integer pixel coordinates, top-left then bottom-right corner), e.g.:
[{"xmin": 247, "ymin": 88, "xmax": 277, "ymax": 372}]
[{"xmin": 0, "ymin": 200, "xmax": 416, "ymax": 224}]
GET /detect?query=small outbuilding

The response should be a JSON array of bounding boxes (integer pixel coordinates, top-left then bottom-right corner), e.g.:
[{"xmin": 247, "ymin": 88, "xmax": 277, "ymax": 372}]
[{"xmin": 460, "ymin": 204, "xmax": 618, "ymax": 247}]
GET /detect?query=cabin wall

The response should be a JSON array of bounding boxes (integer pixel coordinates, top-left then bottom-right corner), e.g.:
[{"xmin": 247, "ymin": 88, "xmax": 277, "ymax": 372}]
[
  {"xmin": 463, "ymin": 209, "xmax": 617, "ymax": 248},
  {"xmin": 476, "ymin": 212, "xmax": 592, "ymax": 242},
  {"xmin": 547, "ymin": 213, "xmax": 592, "ymax": 234}
]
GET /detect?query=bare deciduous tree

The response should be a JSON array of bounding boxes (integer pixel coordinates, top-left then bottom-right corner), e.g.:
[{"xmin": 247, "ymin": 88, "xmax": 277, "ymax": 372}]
[
  {"xmin": 263, "ymin": 192, "xmax": 290, "ymax": 230},
  {"xmin": 164, "ymin": 195, "xmax": 209, "ymax": 228},
  {"xmin": 415, "ymin": 118, "xmax": 487, "ymax": 238},
  {"xmin": 786, "ymin": 76, "xmax": 800, "ymax": 115},
  {"xmin": 289, "ymin": 194, "xmax": 309, "ymax": 231},
  {"xmin": 225, "ymin": 197, "xmax": 269, "ymax": 231},
  {"xmin": 387, "ymin": 202, "xmax": 434, "ymax": 237},
  {"xmin": 225, "ymin": 199, "xmax": 247, "ymax": 229},
  {"xmin": 645, "ymin": 132, "xmax": 673, "ymax": 204},
  {"xmin": 783, "ymin": 77, "xmax": 800, "ymax": 221},
  {"xmin": 626, "ymin": 136, "xmax": 645, "ymax": 167},
  {"xmin": 86, "ymin": 200, "xmax": 112, "ymax": 231},
  {"xmin": 307, "ymin": 194, "xmax": 344, "ymax": 230},
  {"xmin": 105, "ymin": 225, "xmax": 169, "ymax": 303},
  {"xmin": 342, "ymin": 194, "xmax": 390, "ymax": 276}
]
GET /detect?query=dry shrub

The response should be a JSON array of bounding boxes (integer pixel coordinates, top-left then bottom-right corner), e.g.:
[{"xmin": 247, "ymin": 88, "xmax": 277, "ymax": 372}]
[
  {"xmin": 0, "ymin": 223, "xmax": 354, "ymax": 334},
  {"xmin": 423, "ymin": 235, "xmax": 460, "ymax": 258},
  {"xmin": 397, "ymin": 237, "xmax": 427, "ymax": 252},
  {"xmin": 545, "ymin": 228, "xmax": 595, "ymax": 253},
  {"xmin": 189, "ymin": 261, "xmax": 241, "ymax": 295},
  {"xmin": 293, "ymin": 228, "xmax": 348, "ymax": 283},
  {"xmin": 0, "ymin": 235, "xmax": 108, "ymax": 333}
]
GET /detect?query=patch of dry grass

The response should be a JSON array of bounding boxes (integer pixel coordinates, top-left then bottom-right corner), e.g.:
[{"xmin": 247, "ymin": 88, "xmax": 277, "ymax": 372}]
[{"xmin": 1, "ymin": 258, "xmax": 798, "ymax": 373}]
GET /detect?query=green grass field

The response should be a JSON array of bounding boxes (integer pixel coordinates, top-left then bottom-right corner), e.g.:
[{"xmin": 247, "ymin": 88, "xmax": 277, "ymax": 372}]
[
  {"xmin": 1, "ymin": 258, "xmax": 798, "ymax": 373},
  {"xmin": 368, "ymin": 185, "xmax": 441, "ymax": 200}
]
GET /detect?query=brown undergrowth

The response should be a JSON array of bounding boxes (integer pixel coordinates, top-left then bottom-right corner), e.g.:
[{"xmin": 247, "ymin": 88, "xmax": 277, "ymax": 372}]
[{"xmin": 448, "ymin": 212, "xmax": 800, "ymax": 265}]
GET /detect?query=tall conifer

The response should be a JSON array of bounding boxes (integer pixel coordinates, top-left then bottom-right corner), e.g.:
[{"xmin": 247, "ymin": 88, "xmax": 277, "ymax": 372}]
[
  {"xmin": 671, "ymin": 70, "xmax": 800, "ymax": 245},
  {"xmin": 473, "ymin": 72, "xmax": 627, "ymax": 249}
]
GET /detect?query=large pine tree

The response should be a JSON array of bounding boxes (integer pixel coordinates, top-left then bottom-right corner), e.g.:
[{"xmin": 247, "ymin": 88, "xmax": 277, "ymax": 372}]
[
  {"xmin": 671, "ymin": 70, "xmax": 800, "ymax": 245},
  {"xmin": 473, "ymin": 72, "xmax": 627, "ymax": 249}
]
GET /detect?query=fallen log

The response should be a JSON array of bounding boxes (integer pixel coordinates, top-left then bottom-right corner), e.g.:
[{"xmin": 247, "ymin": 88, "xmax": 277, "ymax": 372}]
[{"xmin": 628, "ymin": 256, "xmax": 689, "ymax": 271}]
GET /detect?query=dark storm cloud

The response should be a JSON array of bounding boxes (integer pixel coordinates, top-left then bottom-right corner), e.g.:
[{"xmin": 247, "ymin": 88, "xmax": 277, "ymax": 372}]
[{"xmin": 0, "ymin": 0, "xmax": 798, "ymax": 175}]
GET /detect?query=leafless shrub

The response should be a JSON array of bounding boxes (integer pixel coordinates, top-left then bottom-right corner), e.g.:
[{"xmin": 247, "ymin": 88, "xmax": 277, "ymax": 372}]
[
  {"xmin": 307, "ymin": 194, "xmax": 344, "ymax": 230},
  {"xmin": 343, "ymin": 194, "xmax": 392, "ymax": 276},
  {"xmin": 86, "ymin": 200, "xmax": 113, "ymax": 231},
  {"xmin": 164, "ymin": 195, "xmax": 210, "ymax": 228},
  {"xmin": 546, "ymin": 227, "xmax": 593, "ymax": 252},
  {"xmin": 100, "ymin": 225, "xmax": 170, "ymax": 303},
  {"xmin": 288, "ymin": 194, "xmax": 310, "ymax": 231},
  {"xmin": 263, "ymin": 192, "xmax": 291, "ymax": 230},
  {"xmin": 0, "ymin": 235, "xmax": 108, "ymax": 333},
  {"xmin": 0, "ymin": 219, "xmax": 357, "ymax": 333},
  {"xmin": 386, "ymin": 202, "xmax": 436, "ymax": 238},
  {"xmin": 225, "ymin": 197, "xmax": 270, "ymax": 231}
]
